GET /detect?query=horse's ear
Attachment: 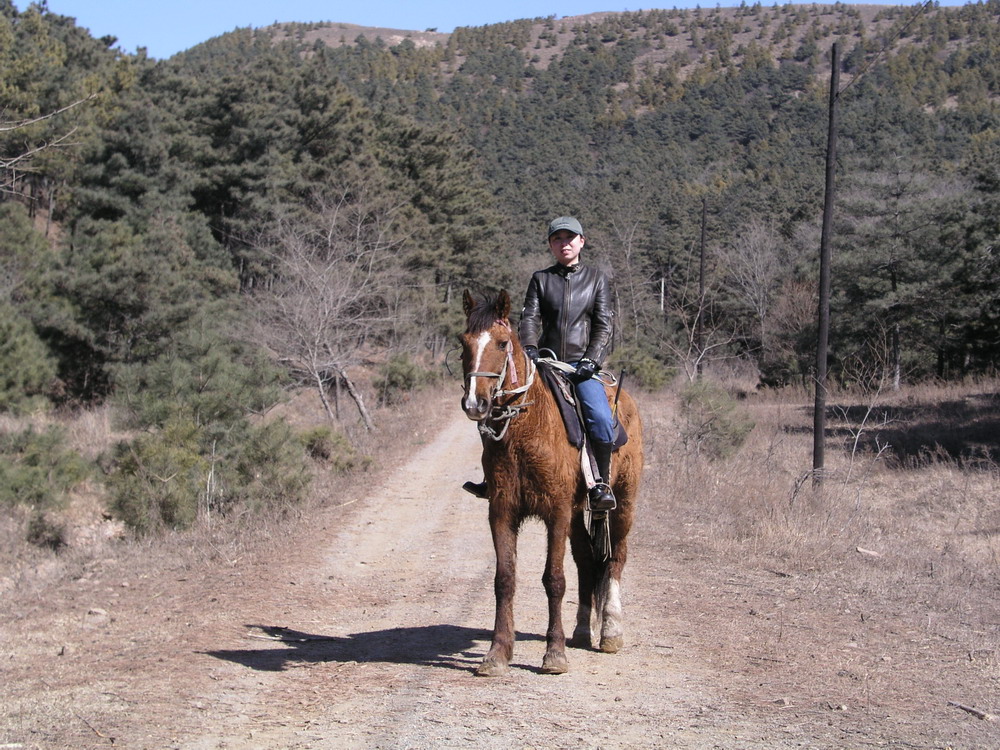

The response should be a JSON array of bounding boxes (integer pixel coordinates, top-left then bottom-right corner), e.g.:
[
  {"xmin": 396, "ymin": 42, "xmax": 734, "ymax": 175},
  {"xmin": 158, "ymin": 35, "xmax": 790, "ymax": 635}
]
[
  {"xmin": 496, "ymin": 289, "xmax": 511, "ymax": 320},
  {"xmin": 463, "ymin": 289, "xmax": 476, "ymax": 317}
]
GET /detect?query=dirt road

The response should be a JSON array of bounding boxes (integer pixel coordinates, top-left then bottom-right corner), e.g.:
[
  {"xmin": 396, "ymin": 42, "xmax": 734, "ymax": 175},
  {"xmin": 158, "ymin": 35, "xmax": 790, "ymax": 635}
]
[
  {"xmin": 182, "ymin": 415, "xmax": 731, "ymax": 750},
  {"xmin": 4, "ymin": 410, "xmax": 997, "ymax": 748}
]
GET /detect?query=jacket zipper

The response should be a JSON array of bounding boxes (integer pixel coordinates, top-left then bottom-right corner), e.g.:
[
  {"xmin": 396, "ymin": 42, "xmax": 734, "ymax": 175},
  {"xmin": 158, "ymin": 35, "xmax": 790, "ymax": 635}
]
[{"xmin": 559, "ymin": 270, "xmax": 572, "ymax": 361}]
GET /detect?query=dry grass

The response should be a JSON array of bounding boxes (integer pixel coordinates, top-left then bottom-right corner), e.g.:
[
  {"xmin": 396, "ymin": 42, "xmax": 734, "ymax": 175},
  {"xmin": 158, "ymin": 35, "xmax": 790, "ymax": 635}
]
[
  {"xmin": 9, "ymin": 377, "xmax": 996, "ymax": 595},
  {"xmin": 644, "ymin": 378, "xmax": 1000, "ymax": 570},
  {"xmin": 6, "ymin": 378, "xmax": 999, "ymax": 598},
  {"xmin": 638, "ymin": 378, "xmax": 1000, "ymax": 734}
]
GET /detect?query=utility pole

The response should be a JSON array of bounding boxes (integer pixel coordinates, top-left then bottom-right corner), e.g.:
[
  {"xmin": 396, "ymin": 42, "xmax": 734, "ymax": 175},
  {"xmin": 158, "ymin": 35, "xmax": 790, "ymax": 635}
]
[
  {"xmin": 696, "ymin": 196, "xmax": 707, "ymax": 378},
  {"xmin": 813, "ymin": 42, "xmax": 840, "ymax": 486}
]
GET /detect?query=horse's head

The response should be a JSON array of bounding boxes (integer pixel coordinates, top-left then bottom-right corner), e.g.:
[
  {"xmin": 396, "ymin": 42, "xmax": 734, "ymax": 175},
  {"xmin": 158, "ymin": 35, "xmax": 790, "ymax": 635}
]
[{"xmin": 459, "ymin": 289, "xmax": 522, "ymax": 421}]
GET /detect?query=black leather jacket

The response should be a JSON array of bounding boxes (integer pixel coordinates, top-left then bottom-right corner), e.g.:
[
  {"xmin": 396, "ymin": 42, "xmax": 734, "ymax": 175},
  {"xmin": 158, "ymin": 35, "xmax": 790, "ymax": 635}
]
[{"xmin": 518, "ymin": 262, "xmax": 614, "ymax": 366}]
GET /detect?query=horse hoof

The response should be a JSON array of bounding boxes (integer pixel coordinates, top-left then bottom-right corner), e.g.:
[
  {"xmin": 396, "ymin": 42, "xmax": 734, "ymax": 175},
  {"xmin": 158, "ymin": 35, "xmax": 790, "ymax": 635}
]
[
  {"xmin": 541, "ymin": 652, "xmax": 568, "ymax": 674},
  {"xmin": 475, "ymin": 658, "xmax": 510, "ymax": 677},
  {"xmin": 566, "ymin": 633, "xmax": 591, "ymax": 650},
  {"xmin": 599, "ymin": 635, "xmax": 623, "ymax": 653}
]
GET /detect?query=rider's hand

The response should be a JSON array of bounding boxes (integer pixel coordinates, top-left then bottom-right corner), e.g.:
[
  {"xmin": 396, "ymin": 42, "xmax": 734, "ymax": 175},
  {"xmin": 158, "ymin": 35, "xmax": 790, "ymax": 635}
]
[
  {"xmin": 524, "ymin": 345, "xmax": 540, "ymax": 362},
  {"xmin": 571, "ymin": 358, "xmax": 598, "ymax": 383}
]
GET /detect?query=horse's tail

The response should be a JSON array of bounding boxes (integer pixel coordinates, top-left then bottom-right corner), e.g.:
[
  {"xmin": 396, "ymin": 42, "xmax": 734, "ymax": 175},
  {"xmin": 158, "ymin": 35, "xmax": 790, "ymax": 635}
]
[
  {"xmin": 590, "ymin": 510, "xmax": 612, "ymax": 631},
  {"xmin": 590, "ymin": 511, "xmax": 611, "ymax": 629}
]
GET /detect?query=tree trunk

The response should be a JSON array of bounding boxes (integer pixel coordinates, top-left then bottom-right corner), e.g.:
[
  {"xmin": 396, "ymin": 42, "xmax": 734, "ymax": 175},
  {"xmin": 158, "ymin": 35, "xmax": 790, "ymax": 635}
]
[
  {"xmin": 891, "ymin": 322, "xmax": 901, "ymax": 391},
  {"xmin": 46, "ymin": 180, "xmax": 55, "ymax": 238},
  {"xmin": 336, "ymin": 365, "xmax": 375, "ymax": 430},
  {"xmin": 315, "ymin": 371, "xmax": 338, "ymax": 423}
]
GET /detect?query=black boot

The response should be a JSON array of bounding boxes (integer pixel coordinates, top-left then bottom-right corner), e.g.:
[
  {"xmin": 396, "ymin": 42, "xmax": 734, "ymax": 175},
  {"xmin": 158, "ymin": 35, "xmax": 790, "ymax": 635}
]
[
  {"xmin": 462, "ymin": 480, "xmax": 488, "ymax": 499},
  {"xmin": 588, "ymin": 440, "xmax": 617, "ymax": 511}
]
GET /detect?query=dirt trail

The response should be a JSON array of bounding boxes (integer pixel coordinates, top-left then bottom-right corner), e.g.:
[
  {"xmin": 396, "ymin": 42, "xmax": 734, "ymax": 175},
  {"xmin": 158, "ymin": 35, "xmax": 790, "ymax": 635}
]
[
  {"xmin": 184, "ymin": 416, "xmax": 721, "ymax": 750},
  {"xmin": 2, "ymin": 414, "xmax": 722, "ymax": 749}
]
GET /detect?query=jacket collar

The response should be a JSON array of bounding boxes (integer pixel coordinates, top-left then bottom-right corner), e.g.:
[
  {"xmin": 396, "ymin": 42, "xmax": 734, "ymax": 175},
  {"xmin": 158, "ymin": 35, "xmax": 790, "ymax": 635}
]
[{"xmin": 551, "ymin": 262, "xmax": 583, "ymax": 277}]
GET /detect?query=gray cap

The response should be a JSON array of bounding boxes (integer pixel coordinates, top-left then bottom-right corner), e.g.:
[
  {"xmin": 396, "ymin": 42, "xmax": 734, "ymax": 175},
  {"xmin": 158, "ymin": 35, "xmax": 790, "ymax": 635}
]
[{"xmin": 547, "ymin": 216, "xmax": 584, "ymax": 238}]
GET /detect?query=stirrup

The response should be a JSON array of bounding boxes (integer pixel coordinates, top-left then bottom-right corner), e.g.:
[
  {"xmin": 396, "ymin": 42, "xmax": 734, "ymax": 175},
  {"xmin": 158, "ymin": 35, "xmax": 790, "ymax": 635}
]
[
  {"xmin": 588, "ymin": 482, "xmax": 616, "ymax": 511},
  {"xmin": 462, "ymin": 481, "xmax": 489, "ymax": 499}
]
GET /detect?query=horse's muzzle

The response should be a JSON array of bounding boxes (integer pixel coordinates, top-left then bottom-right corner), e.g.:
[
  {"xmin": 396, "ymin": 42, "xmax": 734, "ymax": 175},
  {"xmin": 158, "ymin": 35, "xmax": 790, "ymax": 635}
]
[{"xmin": 462, "ymin": 393, "xmax": 490, "ymax": 421}]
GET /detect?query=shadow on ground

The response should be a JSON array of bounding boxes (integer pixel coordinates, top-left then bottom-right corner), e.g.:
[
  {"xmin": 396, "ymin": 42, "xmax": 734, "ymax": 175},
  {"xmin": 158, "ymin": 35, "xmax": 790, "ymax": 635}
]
[
  {"xmin": 203, "ymin": 624, "xmax": 544, "ymax": 673},
  {"xmin": 790, "ymin": 392, "xmax": 1000, "ymax": 467}
]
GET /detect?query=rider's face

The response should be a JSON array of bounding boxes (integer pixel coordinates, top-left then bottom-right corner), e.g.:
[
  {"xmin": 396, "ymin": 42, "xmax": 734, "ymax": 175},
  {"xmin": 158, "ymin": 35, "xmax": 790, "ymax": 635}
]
[{"xmin": 548, "ymin": 231, "xmax": 584, "ymax": 266}]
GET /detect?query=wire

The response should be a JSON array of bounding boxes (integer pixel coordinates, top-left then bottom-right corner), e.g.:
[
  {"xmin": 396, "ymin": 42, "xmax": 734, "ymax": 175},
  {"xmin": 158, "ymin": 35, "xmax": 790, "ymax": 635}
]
[{"xmin": 837, "ymin": 0, "xmax": 935, "ymax": 99}]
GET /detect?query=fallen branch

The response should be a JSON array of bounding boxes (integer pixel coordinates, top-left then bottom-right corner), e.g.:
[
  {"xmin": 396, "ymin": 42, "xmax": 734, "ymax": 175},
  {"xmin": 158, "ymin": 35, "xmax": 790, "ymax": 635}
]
[
  {"xmin": 41, "ymin": 679, "xmax": 111, "ymax": 741},
  {"xmin": 948, "ymin": 701, "xmax": 994, "ymax": 721}
]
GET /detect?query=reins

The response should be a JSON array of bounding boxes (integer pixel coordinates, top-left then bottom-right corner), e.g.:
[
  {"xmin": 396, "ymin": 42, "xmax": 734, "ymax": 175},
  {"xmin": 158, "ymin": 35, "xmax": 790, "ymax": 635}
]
[
  {"xmin": 538, "ymin": 354, "xmax": 619, "ymax": 388},
  {"xmin": 464, "ymin": 328, "xmax": 618, "ymax": 443}
]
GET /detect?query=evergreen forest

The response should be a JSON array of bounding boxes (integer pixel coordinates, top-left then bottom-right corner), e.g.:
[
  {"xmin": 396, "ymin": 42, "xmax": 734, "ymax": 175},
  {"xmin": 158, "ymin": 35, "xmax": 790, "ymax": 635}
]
[{"xmin": 2, "ymin": 0, "xmax": 1000, "ymax": 534}]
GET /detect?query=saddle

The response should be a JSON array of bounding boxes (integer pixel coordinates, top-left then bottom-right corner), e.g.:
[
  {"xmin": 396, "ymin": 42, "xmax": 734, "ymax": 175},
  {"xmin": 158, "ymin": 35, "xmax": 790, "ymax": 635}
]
[{"xmin": 539, "ymin": 365, "xmax": 628, "ymax": 451}]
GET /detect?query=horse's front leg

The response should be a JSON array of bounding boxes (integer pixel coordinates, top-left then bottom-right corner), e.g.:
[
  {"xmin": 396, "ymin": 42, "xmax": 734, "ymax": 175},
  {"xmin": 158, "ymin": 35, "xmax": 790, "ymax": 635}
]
[
  {"xmin": 477, "ymin": 515, "xmax": 518, "ymax": 677},
  {"xmin": 540, "ymin": 515, "xmax": 570, "ymax": 674}
]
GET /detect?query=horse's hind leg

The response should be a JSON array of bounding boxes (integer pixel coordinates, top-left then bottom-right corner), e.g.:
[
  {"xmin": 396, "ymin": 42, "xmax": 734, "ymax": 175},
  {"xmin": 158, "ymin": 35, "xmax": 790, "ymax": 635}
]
[
  {"xmin": 568, "ymin": 512, "xmax": 597, "ymax": 649},
  {"xmin": 598, "ymin": 512, "xmax": 632, "ymax": 653},
  {"xmin": 477, "ymin": 518, "xmax": 518, "ymax": 677}
]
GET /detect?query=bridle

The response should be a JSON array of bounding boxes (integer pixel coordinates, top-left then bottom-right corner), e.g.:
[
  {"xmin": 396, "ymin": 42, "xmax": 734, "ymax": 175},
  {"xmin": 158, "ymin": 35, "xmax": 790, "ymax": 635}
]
[{"xmin": 464, "ymin": 320, "xmax": 537, "ymax": 441}]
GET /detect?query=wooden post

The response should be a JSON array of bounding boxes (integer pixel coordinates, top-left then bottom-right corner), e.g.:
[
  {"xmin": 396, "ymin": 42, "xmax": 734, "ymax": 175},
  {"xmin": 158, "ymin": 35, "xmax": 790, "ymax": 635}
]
[{"xmin": 697, "ymin": 197, "xmax": 707, "ymax": 378}]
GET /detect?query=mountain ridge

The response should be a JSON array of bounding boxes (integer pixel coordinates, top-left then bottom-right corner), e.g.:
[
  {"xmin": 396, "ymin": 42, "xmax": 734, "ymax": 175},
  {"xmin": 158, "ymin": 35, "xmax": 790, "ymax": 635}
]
[{"xmin": 242, "ymin": 3, "xmax": 976, "ymax": 88}]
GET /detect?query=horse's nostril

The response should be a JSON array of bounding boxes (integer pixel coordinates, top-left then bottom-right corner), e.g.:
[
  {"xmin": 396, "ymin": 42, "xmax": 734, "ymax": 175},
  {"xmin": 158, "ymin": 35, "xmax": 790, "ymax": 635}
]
[
  {"xmin": 462, "ymin": 396, "xmax": 490, "ymax": 420},
  {"xmin": 462, "ymin": 391, "xmax": 489, "ymax": 418}
]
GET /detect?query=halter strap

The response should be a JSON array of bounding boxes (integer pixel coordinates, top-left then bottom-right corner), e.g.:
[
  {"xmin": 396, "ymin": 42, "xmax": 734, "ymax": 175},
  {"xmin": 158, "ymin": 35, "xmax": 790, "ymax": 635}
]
[
  {"xmin": 497, "ymin": 320, "xmax": 518, "ymax": 385},
  {"xmin": 464, "ymin": 319, "xmax": 526, "ymax": 391},
  {"xmin": 465, "ymin": 349, "xmax": 537, "ymax": 441}
]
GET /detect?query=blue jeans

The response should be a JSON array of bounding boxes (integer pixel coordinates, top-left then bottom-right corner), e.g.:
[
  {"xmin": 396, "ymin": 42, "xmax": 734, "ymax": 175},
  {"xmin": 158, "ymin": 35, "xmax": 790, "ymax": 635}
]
[{"xmin": 572, "ymin": 363, "xmax": 616, "ymax": 444}]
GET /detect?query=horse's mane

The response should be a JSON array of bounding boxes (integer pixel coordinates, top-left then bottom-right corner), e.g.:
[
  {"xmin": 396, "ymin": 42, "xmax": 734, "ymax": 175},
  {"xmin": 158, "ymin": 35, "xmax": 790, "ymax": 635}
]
[{"xmin": 465, "ymin": 293, "xmax": 505, "ymax": 335}]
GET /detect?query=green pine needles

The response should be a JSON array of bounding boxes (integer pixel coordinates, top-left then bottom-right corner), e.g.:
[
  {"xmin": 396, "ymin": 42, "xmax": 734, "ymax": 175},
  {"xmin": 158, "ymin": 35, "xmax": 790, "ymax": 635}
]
[{"xmin": 106, "ymin": 320, "xmax": 310, "ymax": 533}]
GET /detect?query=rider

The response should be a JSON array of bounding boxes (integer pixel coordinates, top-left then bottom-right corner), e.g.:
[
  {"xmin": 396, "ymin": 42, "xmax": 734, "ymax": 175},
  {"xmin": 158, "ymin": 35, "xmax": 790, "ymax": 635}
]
[{"xmin": 464, "ymin": 215, "xmax": 618, "ymax": 511}]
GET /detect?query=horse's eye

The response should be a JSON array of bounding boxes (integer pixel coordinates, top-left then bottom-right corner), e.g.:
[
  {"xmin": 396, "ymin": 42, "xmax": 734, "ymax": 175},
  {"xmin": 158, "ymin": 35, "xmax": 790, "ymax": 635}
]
[{"xmin": 497, "ymin": 340, "xmax": 508, "ymax": 350}]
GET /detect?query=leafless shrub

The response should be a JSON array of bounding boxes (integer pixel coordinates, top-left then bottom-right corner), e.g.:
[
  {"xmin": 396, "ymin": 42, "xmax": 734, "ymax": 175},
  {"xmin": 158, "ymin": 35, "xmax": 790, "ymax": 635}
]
[{"xmin": 661, "ymin": 291, "xmax": 746, "ymax": 382}]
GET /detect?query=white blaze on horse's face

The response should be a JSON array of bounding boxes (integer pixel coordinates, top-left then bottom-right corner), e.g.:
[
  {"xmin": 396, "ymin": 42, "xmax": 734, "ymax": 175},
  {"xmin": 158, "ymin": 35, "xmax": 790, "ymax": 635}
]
[{"xmin": 462, "ymin": 330, "xmax": 495, "ymax": 419}]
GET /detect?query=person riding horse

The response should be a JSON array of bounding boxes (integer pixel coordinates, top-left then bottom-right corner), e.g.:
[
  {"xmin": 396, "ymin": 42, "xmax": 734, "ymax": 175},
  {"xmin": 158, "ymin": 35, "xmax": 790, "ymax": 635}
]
[{"xmin": 464, "ymin": 215, "xmax": 618, "ymax": 511}]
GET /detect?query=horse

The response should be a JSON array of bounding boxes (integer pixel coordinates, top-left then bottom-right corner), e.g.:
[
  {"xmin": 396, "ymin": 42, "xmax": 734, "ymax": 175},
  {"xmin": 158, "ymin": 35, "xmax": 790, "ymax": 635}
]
[{"xmin": 459, "ymin": 289, "xmax": 644, "ymax": 676}]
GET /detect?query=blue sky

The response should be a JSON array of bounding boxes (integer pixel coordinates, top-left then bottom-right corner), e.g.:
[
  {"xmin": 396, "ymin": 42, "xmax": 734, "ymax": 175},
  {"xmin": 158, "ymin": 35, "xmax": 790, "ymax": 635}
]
[{"xmin": 29, "ymin": 0, "xmax": 972, "ymax": 60}]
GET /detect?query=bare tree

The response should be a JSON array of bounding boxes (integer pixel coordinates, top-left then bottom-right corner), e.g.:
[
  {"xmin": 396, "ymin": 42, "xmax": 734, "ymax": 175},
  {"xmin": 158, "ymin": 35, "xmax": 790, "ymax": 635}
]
[
  {"xmin": 246, "ymin": 186, "xmax": 407, "ymax": 429},
  {"xmin": 1, "ymin": 94, "xmax": 97, "ymax": 194},
  {"xmin": 608, "ymin": 212, "xmax": 647, "ymax": 346},
  {"xmin": 661, "ymin": 290, "xmax": 744, "ymax": 382},
  {"xmin": 719, "ymin": 217, "xmax": 784, "ymax": 348}
]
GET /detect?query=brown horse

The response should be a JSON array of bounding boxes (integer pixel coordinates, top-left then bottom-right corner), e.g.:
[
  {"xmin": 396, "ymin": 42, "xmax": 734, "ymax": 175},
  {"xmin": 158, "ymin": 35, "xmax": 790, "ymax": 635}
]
[{"xmin": 459, "ymin": 289, "xmax": 643, "ymax": 676}]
